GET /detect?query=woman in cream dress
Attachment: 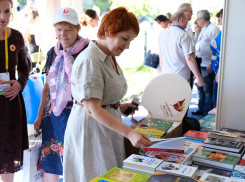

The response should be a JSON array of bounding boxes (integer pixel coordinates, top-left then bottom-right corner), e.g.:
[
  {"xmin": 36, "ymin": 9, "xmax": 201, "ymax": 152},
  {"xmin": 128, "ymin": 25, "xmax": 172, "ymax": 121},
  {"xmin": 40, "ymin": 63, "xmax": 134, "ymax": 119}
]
[{"xmin": 63, "ymin": 7, "xmax": 152, "ymax": 182}]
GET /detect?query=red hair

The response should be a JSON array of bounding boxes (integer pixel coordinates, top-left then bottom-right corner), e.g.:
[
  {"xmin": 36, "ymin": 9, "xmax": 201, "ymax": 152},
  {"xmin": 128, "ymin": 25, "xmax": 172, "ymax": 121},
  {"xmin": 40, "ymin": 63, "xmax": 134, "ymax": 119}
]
[{"xmin": 97, "ymin": 7, "xmax": 139, "ymax": 39}]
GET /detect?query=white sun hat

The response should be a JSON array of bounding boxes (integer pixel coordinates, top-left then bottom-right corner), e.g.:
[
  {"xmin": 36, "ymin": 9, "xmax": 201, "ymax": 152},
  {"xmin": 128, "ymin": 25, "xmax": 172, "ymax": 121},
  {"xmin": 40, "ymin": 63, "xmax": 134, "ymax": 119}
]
[{"xmin": 53, "ymin": 7, "xmax": 79, "ymax": 25}]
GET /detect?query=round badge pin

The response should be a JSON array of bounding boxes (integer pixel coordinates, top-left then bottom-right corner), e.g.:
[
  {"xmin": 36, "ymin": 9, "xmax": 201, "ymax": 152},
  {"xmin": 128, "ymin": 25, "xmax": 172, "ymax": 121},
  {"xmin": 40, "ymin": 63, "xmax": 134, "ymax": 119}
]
[{"xmin": 10, "ymin": 45, "xmax": 16, "ymax": 51}]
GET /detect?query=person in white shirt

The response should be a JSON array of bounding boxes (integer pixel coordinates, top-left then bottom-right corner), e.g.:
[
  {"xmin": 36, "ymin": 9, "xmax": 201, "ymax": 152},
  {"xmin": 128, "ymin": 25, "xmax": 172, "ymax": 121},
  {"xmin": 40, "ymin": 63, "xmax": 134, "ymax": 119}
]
[
  {"xmin": 152, "ymin": 15, "xmax": 169, "ymax": 75},
  {"xmin": 178, "ymin": 3, "xmax": 194, "ymax": 48},
  {"xmin": 158, "ymin": 11, "xmax": 204, "ymax": 87},
  {"xmin": 79, "ymin": 9, "xmax": 99, "ymax": 40},
  {"xmin": 178, "ymin": 3, "xmax": 195, "ymax": 89},
  {"xmin": 192, "ymin": 10, "xmax": 220, "ymax": 116}
]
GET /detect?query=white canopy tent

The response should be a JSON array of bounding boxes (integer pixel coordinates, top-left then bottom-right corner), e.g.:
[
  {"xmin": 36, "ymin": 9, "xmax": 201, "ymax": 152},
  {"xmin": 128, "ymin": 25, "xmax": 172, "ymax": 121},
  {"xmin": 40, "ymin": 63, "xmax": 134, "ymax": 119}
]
[{"xmin": 35, "ymin": 0, "xmax": 84, "ymax": 54}]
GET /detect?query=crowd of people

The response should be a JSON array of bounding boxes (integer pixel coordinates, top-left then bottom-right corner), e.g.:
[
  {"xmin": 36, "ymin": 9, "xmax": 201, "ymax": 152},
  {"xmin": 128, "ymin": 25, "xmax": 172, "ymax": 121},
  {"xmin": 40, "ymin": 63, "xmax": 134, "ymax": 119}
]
[
  {"xmin": 0, "ymin": 1, "xmax": 223, "ymax": 182},
  {"xmin": 154, "ymin": 3, "xmax": 223, "ymax": 117}
]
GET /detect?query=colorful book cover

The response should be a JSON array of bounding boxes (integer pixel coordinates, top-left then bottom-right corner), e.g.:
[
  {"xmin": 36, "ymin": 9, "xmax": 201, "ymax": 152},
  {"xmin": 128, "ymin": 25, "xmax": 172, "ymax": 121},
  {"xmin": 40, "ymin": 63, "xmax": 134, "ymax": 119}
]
[
  {"xmin": 166, "ymin": 122, "xmax": 181, "ymax": 134},
  {"xmin": 193, "ymin": 149, "xmax": 240, "ymax": 165},
  {"xmin": 184, "ymin": 141, "xmax": 202, "ymax": 151},
  {"xmin": 203, "ymin": 137, "xmax": 243, "ymax": 149},
  {"xmin": 199, "ymin": 114, "xmax": 216, "ymax": 130},
  {"xmin": 200, "ymin": 173, "xmax": 242, "ymax": 182},
  {"xmin": 144, "ymin": 147, "xmax": 195, "ymax": 165},
  {"xmin": 192, "ymin": 164, "xmax": 232, "ymax": 178},
  {"xmin": 231, "ymin": 165, "xmax": 245, "ymax": 179},
  {"xmin": 123, "ymin": 154, "xmax": 163, "ymax": 171},
  {"xmin": 135, "ymin": 118, "xmax": 173, "ymax": 138},
  {"xmin": 90, "ymin": 177, "xmax": 115, "ymax": 182},
  {"xmin": 184, "ymin": 137, "xmax": 204, "ymax": 144},
  {"xmin": 100, "ymin": 167, "xmax": 150, "ymax": 182},
  {"xmin": 144, "ymin": 151, "xmax": 187, "ymax": 164},
  {"xmin": 147, "ymin": 172, "xmax": 197, "ymax": 182},
  {"xmin": 184, "ymin": 130, "xmax": 208, "ymax": 140},
  {"xmin": 208, "ymin": 108, "xmax": 217, "ymax": 115},
  {"xmin": 221, "ymin": 128, "xmax": 245, "ymax": 142},
  {"xmin": 239, "ymin": 160, "xmax": 245, "ymax": 166},
  {"xmin": 156, "ymin": 161, "xmax": 197, "ymax": 178}
]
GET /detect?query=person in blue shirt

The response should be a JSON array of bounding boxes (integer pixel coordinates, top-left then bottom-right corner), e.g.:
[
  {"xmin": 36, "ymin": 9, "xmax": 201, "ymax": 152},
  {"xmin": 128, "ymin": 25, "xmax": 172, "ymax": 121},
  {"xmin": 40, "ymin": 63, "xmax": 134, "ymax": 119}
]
[{"xmin": 210, "ymin": 9, "xmax": 223, "ymax": 107}]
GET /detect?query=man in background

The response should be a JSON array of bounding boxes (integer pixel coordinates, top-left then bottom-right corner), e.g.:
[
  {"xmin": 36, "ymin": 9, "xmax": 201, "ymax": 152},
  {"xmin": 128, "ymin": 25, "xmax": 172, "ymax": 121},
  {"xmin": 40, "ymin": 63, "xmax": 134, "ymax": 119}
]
[
  {"xmin": 192, "ymin": 10, "xmax": 220, "ymax": 117},
  {"xmin": 158, "ymin": 11, "xmax": 204, "ymax": 87}
]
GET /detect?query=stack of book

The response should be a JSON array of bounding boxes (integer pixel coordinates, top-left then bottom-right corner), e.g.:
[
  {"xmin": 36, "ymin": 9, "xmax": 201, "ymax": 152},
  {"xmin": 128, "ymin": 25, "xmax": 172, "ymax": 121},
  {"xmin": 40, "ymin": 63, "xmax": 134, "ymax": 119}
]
[
  {"xmin": 192, "ymin": 149, "xmax": 240, "ymax": 170},
  {"xmin": 141, "ymin": 146, "xmax": 197, "ymax": 165},
  {"xmin": 155, "ymin": 161, "xmax": 198, "ymax": 179},
  {"xmin": 221, "ymin": 127, "xmax": 245, "ymax": 143},
  {"xmin": 202, "ymin": 137, "xmax": 245, "ymax": 157},
  {"xmin": 122, "ymin": 154, "xmax": 163, "ymax": 175},
  {"xmin": 208, "ymin": 130, "xmax": 242, "ymax": 142},
  {"xmin": 183, "ymin": 130, "xmax": 208, "ymax": 143},
  {"xmin": 134, "ymin": 118, "xmax": 174, "ymax": 138}
]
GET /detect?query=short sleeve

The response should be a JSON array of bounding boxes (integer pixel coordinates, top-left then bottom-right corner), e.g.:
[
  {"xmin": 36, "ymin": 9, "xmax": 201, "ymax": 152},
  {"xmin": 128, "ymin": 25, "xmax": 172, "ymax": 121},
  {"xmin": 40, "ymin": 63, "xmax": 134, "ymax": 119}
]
[
  {"xmin": 211, "ymin": 26, "xmax": 221, "ymax": 42},
  {"xmin": 72, "ymin": 58, "xmax": 104, "ymax": 102},
  {"xmin": 181, "ymin": 34, "xmax": 195, "ymax": 56}
]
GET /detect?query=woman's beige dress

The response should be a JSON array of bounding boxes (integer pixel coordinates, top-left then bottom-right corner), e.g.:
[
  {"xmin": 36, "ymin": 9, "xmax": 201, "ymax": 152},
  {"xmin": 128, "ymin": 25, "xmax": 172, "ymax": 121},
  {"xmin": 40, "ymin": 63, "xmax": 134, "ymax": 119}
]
[{"xmin": 63, "ymin": 41, "xmax": 127, "ymax": 182}]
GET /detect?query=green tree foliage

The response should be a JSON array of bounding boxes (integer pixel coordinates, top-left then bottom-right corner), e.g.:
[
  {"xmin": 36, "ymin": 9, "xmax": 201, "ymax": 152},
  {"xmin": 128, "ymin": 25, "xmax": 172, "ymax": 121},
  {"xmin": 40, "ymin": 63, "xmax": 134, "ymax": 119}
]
[
  {"xmin": 18, "ymin": 0, "xmax": 27, "ymax": 6},
  {"xmin": 109, "ymin": 0, "xmax": 155, "ymax": 18},
  {"xmin": 83, "ymin": 0, "xmax": 110, "ymax": 15}
]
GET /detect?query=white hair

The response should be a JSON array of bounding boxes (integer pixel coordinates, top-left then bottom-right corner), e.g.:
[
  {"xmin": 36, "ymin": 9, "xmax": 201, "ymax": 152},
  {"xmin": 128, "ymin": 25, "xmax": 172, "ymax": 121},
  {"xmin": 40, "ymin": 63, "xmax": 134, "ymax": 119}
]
[{"xmin": 197, "ymin": 10, "xmax": 210, "ymax": 21}]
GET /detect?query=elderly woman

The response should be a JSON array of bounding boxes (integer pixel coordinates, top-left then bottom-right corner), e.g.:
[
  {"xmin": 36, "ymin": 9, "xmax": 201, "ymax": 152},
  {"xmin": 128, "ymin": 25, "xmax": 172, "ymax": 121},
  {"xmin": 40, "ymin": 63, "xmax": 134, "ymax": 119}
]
[
  {"xmin": 0, "ymin": 0, "xmax": 29, "ymax": 182},
  {"xmin": 33, "ymin": 7, "xmax": 89, "ymax": 182},
  {"xmin": 63, "ymin": 7, "xmax": 152, "ymax": 182}
]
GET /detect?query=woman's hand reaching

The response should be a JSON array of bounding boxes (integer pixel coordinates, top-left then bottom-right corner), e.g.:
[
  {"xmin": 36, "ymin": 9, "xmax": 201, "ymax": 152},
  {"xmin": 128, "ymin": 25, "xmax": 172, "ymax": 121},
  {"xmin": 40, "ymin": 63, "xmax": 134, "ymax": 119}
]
[{"xmin": 127, "ymin": 129, "xmax": 152, "ymax": 148}]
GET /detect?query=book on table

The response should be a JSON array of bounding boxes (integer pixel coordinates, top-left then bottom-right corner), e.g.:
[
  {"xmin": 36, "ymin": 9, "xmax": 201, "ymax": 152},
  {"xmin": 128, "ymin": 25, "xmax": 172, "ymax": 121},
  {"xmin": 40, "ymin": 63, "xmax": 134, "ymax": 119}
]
[
  {"xmin": 155, "ymin": 161, "xmax": 198, "ymax": 179},
  {"xmin": 146, "ymin": 172, "xmax": 197, "ymax": 182},
  {"xmin": 122, "ymin": 154, "xmax": 163, "ymax": 175},
  {"xmin": 221, "ymin": 127, "xmax": 245, "ymax": 143},
  {"xmin": 184, "ymin": 141, "xmax": 202, "ymax": 151},
  {"xmin": 192, "ymin": 163, "xmax": 232, "ymax": 179},
  {"xmin": 202, "ymin": 147, "xmax": 245, "ymax": 158},
  {"xmin": 184, "ymin": 137, "xmax": 204, "ymax": 144},
  {"xmin": 208, "ymin": 107, "xmax": 217, "ymax": 115},
  {"xmin": 193, "ymin": 161, "xmax": 234, "ymax": 171},
  {"xmin": 208, "ymin": 130, "xmax": 242, "ymax": 142},
  {"xmin": 90, "ymin": 177, "xmax": 115, "ymax": 182},
  {"xmin": 239, "ymin": 159, "xmax": 245, "ymax": 166},
  {"xmin": 183, "ymin": 130, "xmax": 209, "ymax": 140},
  {"xmin": 100, "ymin": 167, "xmax": 150, "ymax": 182},
  {"xmin": 199, "ymin": 114, "xmax": 216, "ymax": 131},
  {"xmin": 135, "ymin": 118, "xmax": 173, "ymax": 138},
  {"xmin": 193, "ymin": 149, "xmax": 240, "ymax": 170},
  {"xmin": 200, "ymin": 172, "xmax": 243, "ymax": 182},
  {"xmin": 143, "ymin": 137, "xmax": 185, "ymax": 153},
  {"xmin": 142, "ymin": 147, "xmax": 197, "ymax": 165},
  {"xmin": 166, "ymin": 121, "xmax": 181, "ymax": 135},
  {"xmin": 202, "ymin": 137, "xmax": 244, "ymax": 153},
  {"xmin": 231, "ymin": 165, "xmax": 245, "ymax": 180}
]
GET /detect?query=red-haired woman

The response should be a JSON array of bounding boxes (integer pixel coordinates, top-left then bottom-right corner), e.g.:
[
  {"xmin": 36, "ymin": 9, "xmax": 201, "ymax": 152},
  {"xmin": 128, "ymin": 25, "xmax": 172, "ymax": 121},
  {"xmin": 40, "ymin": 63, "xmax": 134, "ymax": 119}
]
[{"xmin": 63, "ymin": 7, "xmax": 152, "ymax": 182}]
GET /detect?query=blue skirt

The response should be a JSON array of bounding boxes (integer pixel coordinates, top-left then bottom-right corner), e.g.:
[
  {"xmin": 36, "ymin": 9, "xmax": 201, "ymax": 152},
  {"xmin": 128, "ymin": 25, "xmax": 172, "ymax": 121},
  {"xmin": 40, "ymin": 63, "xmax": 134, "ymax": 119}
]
[{"xmin": 39, "ymin": 102, "xmax": 73, "ymax": 175}]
